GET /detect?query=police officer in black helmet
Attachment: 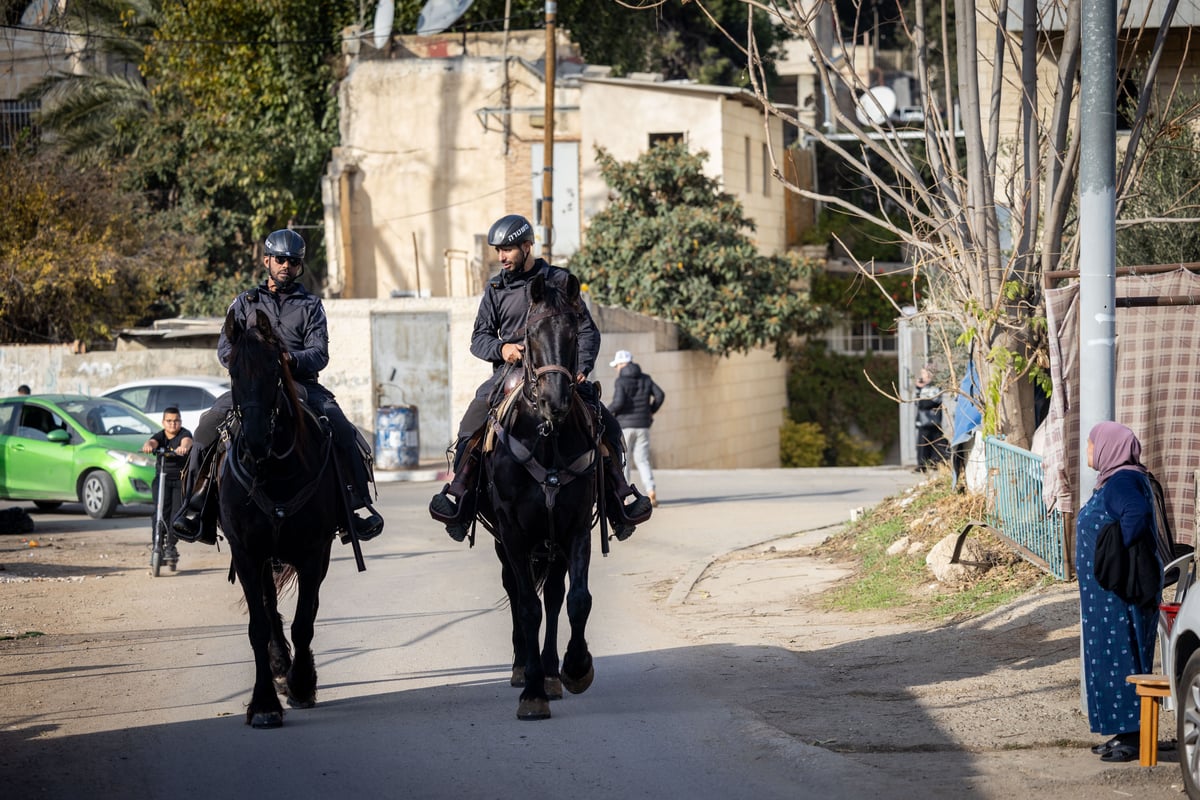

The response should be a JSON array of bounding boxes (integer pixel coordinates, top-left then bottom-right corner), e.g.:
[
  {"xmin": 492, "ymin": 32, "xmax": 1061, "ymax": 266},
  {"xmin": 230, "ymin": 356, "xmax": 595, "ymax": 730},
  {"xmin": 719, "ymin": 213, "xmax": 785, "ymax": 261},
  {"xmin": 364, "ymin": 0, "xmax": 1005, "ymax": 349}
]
[
  {"xmin": 173, "ymin": 229, "xmax": 385, "ymax": 545},
  {"xmin": 429, "ymin": 214, "xmax": 652, "ymax": 542}
]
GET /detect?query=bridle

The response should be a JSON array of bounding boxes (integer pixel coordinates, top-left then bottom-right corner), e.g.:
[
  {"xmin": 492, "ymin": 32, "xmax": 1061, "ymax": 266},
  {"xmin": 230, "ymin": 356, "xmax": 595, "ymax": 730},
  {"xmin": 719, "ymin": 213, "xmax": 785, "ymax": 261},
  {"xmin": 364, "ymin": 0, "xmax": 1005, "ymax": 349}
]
[{"xmin": 519, "ymin": 303, "xmax": 579, "ymax": 432}]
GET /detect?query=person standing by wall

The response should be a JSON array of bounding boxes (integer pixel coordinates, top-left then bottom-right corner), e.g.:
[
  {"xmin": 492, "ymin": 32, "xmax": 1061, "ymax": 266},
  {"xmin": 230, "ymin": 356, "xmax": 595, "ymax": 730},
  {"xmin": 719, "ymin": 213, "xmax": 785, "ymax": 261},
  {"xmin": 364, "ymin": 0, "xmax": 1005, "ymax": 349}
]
[
  {"xmin": 142, "ymin": 407, "xmax": 192, "ymax": 569},
  {"xmin": 607, "ymin": 350, "xmax": 665, "ymax": 507},
  {"xmin": 1075, "ymin": 421, "xmax": 1162, "ymax": 763},
  {"xmin": 915, "ymin": 365, "xmax": 947, "ymax": 471}
]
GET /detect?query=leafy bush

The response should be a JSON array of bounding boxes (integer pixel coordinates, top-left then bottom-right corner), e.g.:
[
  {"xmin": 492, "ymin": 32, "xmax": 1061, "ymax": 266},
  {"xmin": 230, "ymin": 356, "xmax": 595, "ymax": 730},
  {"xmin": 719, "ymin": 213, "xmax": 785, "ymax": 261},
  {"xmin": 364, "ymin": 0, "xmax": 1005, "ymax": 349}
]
[
  {"xmin": 785, "ymin": 340, "xmax": 897, "ymax": 465},
  {"xmin": 780, "ymin": 419, "xmax": 825, "ymax": 467},
  {"xmin": 0, "ymin": 146, "xmax": 203, "ymax": 344}
]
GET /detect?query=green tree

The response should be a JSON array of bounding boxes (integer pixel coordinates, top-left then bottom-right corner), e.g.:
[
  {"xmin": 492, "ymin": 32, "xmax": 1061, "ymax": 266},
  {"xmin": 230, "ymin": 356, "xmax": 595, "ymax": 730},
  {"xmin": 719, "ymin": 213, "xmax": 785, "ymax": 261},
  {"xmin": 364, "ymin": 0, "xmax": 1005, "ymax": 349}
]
[
  {"xmin": 0, "ymin": 147, "xmax": 203, "ymax": 344},
  {"xmin": 570, "ymin": 142, "xmax": 826, "ymax": 357},
  {"xmin": 1116, "ymin": 114, "xmax": 1200, "ymax": 266},
  {"xmin": 24, "ymin": 0, "xmax": 356, "ymax": 311}
]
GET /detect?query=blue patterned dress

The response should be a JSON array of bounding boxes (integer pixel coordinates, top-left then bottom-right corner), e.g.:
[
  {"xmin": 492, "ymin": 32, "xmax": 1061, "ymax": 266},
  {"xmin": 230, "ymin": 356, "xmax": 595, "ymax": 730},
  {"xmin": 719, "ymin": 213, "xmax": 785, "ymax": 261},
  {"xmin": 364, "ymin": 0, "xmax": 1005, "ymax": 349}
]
[{"xmin": 1075, "ymin": 470, "xmax": 1160, "ymax": 735}]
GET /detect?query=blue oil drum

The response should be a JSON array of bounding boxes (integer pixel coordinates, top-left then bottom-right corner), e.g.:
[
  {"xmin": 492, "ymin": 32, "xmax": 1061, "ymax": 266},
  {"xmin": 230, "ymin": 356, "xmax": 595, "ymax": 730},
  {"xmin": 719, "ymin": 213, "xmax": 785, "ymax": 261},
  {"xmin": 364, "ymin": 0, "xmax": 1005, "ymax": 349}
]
[{"xmin": 374, "ymin": 405, "xmax": 419, "ymax": 469}]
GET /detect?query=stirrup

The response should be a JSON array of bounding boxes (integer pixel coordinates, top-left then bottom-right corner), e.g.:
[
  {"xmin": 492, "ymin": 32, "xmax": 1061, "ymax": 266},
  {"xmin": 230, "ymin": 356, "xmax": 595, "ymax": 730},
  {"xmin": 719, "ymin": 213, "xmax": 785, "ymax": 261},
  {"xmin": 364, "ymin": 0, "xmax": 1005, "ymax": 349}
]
[
  {"xmin": 434, "ymin": 485, "xmax": 476, "ymax": 523},
  {"xmin": 611, "ymin": 489, "xmax": 653, "ymax": 525}
]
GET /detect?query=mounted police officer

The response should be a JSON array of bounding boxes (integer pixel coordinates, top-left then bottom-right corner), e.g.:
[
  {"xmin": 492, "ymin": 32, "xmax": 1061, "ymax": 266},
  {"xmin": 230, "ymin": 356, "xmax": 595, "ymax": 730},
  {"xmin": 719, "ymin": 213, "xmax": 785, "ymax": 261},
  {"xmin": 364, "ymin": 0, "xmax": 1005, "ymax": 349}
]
[
  {"xmin": 172, "ymin": 229, "xmax": 384, "ymax": 545},
  {"xmin": 428, "ymin": 214, "xmax": 652, "ymax": 542}
]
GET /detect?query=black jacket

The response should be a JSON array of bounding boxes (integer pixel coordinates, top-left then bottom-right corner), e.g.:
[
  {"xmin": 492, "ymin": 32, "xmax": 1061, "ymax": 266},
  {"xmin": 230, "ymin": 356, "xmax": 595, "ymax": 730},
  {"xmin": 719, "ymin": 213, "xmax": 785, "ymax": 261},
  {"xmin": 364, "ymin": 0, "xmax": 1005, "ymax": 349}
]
[
  {"xmin": 608, "ymin": 362, "xmax": 664, "ymax": 428},
  {"xmin": 470, "ymin": 259, "xmax": 600, "ymax": 376},
  {"xmin": 218, "ymin": 282, "xmax": 329, "ymax": 384}
]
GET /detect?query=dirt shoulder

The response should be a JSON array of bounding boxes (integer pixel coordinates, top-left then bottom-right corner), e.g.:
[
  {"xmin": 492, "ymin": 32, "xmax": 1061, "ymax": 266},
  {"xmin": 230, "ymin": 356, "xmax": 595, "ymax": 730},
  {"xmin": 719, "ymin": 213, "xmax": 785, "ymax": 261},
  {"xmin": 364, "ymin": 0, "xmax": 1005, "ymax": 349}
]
[{"xmin": 663, "ymin": 534, "xmax": 1185, "ymax": 798}]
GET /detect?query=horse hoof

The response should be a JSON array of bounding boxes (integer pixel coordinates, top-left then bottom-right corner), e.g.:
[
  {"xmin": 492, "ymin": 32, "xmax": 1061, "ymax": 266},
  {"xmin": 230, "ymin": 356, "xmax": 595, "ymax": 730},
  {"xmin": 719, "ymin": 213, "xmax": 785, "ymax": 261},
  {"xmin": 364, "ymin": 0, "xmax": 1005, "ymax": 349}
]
[
  {"xmin": 562, "ymin": 664, "xmax": 594, "ymax": 695},
  {"xmin": 250, "ymin": 711, "xmax": 283, "ymax": 729},
  {"xmin": 544, "ymin": 676, "xmax": 563, "ymax": 700},
  {"xmin": 286, "ymin": 695, "xmax": 315, "ymax": 709},
  {"xmin": 517, "ymin": 698, "xmax": 551, "ymax": 720},
  {"xmin": 510, "ymin": 666, "xmax": 525, "ymax": 687}
]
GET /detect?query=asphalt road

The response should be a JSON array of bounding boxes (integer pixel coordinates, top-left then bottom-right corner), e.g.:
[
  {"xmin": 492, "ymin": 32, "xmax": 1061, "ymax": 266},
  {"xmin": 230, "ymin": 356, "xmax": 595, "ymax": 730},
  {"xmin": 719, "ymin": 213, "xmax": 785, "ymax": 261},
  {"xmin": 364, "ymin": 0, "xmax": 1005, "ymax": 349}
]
[{"xmin": 0, "ymin": 467, "xmax": 923, "ymax": 799}]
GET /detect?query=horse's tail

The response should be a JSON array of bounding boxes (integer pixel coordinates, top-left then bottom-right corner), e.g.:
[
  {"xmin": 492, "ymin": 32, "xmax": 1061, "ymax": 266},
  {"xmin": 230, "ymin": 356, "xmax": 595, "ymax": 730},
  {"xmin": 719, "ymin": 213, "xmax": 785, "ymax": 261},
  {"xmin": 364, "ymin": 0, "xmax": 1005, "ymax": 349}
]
[
  {"xmin": 494, "ymin": 554, "xmax": 554, "ymax": 610},
  {"xmin": 273, "ymin": 562, "xmax": 299, "ymax": 597},
  {"xmin": 531, "ymin": 553, "xmax": 551, "ymax": 595}
]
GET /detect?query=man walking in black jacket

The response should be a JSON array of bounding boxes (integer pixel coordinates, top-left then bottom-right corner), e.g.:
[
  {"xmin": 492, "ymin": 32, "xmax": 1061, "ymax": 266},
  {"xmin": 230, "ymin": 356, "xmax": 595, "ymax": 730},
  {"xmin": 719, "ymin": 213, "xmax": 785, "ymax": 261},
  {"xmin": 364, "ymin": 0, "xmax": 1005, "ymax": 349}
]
[{"xmin": 607, "ymin": 350, "xmax": 665, "ymax": 507}]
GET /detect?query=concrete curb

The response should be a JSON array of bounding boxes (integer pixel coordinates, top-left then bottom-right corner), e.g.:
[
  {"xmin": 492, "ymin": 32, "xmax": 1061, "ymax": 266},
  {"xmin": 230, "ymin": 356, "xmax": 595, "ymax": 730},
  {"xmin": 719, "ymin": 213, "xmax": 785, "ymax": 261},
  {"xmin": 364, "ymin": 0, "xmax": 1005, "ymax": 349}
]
[{"xmin": 665, "ymin": 522, "xmax": 844, "ymax": 608}]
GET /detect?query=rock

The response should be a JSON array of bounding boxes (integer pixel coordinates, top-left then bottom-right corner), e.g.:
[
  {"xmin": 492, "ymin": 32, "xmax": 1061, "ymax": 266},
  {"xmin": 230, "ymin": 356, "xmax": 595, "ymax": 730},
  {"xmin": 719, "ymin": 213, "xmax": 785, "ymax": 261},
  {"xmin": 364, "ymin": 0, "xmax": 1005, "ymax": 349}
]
[
  {"xmin": 926, "ymin": 532, "xmax": 989, "ymax": 586},
  {"xmin": 886, "ymin": 536, "xmax": 911, "ymax": 556}
]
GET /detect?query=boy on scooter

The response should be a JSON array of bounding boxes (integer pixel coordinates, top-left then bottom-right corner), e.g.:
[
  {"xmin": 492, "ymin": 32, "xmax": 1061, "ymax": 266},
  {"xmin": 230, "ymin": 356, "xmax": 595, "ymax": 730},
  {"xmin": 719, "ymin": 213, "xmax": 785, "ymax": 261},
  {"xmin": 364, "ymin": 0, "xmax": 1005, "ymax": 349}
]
[{"xmin": 141, "ymin": 407, "xmax": 193, "ymax": 570}]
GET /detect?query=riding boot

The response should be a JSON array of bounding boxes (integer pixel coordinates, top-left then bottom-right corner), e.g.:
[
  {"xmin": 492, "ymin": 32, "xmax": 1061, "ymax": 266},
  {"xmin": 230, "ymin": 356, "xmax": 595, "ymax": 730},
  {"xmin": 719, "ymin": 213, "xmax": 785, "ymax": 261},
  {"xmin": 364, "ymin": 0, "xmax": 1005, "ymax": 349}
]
[
  {"xmin": 172, "ymin": 447, "xmax": 218, "ymax": 545},
  {"xmin": 334, "ymin": 444, "xmax": 385, "ymax": 543},
  {"xmin": 604, "ymin": 453, "xmax": 653, "ymax": 541},
  {"xmin": 340, "ymin": 487, "xmax": 384, "ymax": 544},
  {"xmin": 429, "ymin": 438, "xmax": 479, "ymax": 542}
]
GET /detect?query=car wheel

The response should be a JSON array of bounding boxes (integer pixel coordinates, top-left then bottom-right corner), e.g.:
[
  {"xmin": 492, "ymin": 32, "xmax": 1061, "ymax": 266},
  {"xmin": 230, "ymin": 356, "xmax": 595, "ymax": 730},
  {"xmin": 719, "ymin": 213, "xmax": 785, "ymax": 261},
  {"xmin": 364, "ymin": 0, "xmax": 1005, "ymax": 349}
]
[
  {"xmin": 1179, "ymin": 650, "xmax": 1200, "ymax": 797},
  {"xmin": 81, "ymin": 471, "xmax": 118, "ymax": 519},
  {"xmin": 33, "ymin": 501, "xmax": 63, "ymax": 512}
]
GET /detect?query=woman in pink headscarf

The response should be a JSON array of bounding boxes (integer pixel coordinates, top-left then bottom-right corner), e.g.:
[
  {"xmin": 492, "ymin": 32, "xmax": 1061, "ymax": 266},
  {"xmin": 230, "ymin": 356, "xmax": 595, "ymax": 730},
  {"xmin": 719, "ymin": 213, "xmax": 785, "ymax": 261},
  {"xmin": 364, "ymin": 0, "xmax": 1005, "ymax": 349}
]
[{"xmin": 1076, "ymin": 421, "xmax": 1160, "ymax": 763}]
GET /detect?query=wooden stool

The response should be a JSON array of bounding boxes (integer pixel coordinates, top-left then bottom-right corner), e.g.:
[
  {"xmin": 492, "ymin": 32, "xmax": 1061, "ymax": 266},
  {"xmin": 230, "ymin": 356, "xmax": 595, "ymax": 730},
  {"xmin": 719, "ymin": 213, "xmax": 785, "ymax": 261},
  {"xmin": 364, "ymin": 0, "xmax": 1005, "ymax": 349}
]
[{"xmin": 1126, "ymin": 673, "xmax": 1171, "ymax": 766}]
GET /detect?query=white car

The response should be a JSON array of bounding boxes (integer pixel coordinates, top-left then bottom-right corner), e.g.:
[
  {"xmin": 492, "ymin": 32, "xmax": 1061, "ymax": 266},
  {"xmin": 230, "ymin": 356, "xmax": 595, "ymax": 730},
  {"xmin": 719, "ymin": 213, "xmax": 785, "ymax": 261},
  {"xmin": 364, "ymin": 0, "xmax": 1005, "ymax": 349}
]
[
  {"xmin": 1165, "ymin": 552, "xmax": 1200, "ymax": 795},
  {"xmin": 101, "ymin": 376, "xmax": 229, "ymax": 432}
]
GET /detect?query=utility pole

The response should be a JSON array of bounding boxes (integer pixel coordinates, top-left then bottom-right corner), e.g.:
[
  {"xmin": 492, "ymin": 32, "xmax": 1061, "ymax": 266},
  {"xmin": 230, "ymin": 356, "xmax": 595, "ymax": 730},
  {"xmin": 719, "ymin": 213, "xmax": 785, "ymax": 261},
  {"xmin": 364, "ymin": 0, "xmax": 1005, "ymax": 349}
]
[
  {"xmin": 541, "ymin": 1, "xmax": 556, "ymax": 261},
  {"xmin": 1077, "ymin": 0, "xmax": 1117, "ymax": 502}
]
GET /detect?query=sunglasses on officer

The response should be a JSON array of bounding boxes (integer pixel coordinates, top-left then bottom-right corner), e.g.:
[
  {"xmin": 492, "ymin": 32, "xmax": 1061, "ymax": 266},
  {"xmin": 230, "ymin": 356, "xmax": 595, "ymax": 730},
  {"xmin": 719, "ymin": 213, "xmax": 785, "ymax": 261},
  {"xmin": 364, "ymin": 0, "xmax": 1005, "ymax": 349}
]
[{"xmin": 270, "ymin": 255, "xmax": 302, "ymax": 267}]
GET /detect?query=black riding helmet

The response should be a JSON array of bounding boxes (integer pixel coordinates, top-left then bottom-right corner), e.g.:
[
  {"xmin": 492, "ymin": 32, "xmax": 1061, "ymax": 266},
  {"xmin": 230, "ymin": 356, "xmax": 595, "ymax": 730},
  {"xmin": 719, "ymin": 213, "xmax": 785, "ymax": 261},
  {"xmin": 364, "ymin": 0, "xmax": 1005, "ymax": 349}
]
[
  {"xmin": 487, "ymin": 214, "xmax": 534, "ymax": 248},
  {"xmin": 264, "ymin": 229, "xmax": 306, "ymax": 260}
]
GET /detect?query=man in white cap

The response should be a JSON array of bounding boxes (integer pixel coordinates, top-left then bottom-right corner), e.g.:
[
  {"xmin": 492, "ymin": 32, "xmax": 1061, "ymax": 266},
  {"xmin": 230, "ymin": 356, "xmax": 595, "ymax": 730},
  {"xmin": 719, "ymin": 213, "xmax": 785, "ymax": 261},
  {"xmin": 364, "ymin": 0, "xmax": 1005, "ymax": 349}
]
[{"xmin": 607, "ymin": 350, "xmax": 665, "ymax": 507}]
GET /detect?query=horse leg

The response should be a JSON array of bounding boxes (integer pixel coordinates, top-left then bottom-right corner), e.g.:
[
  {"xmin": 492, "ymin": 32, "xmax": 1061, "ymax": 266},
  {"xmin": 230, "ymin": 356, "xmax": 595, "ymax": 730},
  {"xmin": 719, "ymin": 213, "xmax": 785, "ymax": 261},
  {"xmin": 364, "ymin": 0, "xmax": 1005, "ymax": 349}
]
[
  {"xmin": 239, "ymin": 558, "xmax": 285, "ymax": 727},
  {"xmin": 510, "ymin": 549, "xmax": 550, "ymax": 720},
  {"xmin": 497, "ymin": 539, "xmax": 526, "ymax": 688},
  {"xmin": 540, "ymin": 555, "xmax": 568, "ymax": 701},
  {"xmin": 263, "ymin": 568, "xmax": 292, "ymax": 695},
  {"xmin": 561, "ymin": 529, "xmax": 594, "ymax": 695},
  {"xmin": 286, "ymin": 548, "xmax": 330, "ymax": 709}
]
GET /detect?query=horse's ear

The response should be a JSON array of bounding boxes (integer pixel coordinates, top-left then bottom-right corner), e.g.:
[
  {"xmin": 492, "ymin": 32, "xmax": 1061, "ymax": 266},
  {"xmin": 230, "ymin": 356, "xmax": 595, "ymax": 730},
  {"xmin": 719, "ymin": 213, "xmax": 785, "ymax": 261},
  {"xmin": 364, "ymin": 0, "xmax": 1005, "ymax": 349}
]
[
  {"xmin": 565, "ymin": 274, "xmax": 581, "ymax": 305},
  {"xmin": 252, "ymin": 308, "xmax": 272, "ymax": 337},
  {"xmin": 529, "ymin": 273, "xmax": 546, "ymax": 304},
  {"xmin": 223, "ymin": 306, "xmax": 242, "ymax": 344}
]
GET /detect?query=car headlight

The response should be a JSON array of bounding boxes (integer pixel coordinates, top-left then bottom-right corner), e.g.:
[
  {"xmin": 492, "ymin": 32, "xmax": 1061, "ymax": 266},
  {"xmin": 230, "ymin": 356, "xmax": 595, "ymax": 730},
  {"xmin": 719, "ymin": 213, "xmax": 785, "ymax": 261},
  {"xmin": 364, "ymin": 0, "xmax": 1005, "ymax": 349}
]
[{"xmin": 109, "ymin": 449, "xmax": 155, "ymax": 468}]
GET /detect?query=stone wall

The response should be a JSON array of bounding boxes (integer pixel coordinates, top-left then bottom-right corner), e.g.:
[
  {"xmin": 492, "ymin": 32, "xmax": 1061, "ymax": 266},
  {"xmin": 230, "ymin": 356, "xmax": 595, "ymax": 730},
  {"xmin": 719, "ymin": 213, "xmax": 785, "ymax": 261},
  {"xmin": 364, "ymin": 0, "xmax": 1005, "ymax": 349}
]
[{"xmin": 0, "ymin": 299, "xmax": 786, "ymax": 470}]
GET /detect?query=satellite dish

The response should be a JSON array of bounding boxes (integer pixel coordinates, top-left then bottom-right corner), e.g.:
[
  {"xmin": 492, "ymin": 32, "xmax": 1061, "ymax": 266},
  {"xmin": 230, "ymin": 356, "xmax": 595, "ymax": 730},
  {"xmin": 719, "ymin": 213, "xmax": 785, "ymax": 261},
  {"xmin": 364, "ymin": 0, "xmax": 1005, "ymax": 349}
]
[
  {"xmin": 373, "ymin": 0, "xmax": 394, "ymax": 50},
  {"xmin": 417, "ymin": 0, "xmax": 475, "ymax": 36},
  {"xmin": 854, "ymin": 86, "xmax": 897, "ymax": 126}
]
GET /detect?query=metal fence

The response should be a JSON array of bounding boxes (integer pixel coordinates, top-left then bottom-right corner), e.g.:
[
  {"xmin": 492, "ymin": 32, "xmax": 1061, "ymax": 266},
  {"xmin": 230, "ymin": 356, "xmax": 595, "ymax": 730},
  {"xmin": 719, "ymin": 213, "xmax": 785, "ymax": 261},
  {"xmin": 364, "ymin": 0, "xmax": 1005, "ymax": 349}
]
[
  {"xmin": 985, "ymin": 436, "xmax": 1072, "ymax": 580},
  {"xmin": 1, "ymin": 100, "xmax": 39, "ymax": 150}
]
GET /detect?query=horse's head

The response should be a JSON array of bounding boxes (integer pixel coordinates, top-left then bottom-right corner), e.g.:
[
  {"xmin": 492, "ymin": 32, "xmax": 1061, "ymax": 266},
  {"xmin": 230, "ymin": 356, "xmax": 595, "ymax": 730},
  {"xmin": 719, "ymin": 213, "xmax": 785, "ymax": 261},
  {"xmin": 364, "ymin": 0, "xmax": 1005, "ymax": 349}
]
[
  {"xmin": 524, "ymin": 273, "xmax": 582, "ymax": 428},
  {"xmin": 225, "ymin": 307, "xmax": 296, "ymax": 463}
]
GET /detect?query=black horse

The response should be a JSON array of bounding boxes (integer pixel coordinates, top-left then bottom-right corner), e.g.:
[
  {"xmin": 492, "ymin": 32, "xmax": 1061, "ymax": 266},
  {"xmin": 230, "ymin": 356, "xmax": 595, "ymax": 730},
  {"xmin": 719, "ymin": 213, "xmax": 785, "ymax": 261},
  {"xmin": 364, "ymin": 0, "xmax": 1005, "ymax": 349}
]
[
  {"xmin": 483, "ymin": 273, "xmax": 598, "ymax": 720},
  {"xmin": 219, "ymin": 308, "xmax": 342, "ymax": 728}
]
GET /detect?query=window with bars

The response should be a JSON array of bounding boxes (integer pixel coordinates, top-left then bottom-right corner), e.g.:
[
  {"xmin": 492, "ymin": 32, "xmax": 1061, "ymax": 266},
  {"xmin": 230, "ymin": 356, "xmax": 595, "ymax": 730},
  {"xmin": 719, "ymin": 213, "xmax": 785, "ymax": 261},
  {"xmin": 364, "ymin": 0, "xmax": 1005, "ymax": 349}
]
[
  {"xmin": 1, "ymin": 100, "xmax": 39, "ymax": 150},
  {"xmin": 825, "ymin": 320, "xmax": 898, "ymax": 355}
]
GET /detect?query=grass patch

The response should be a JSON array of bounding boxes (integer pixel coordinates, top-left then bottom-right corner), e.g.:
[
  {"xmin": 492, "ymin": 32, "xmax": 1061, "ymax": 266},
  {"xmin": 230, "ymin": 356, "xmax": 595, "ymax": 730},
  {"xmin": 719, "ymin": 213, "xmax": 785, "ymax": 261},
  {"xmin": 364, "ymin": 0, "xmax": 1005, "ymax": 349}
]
[
  {"xmin": 814, "ymin": 468, "xmax": 1054, "ymax": 622},
  {"xmin": 0, "ymin": 631, "xmax": 45, "ymax": 640}
]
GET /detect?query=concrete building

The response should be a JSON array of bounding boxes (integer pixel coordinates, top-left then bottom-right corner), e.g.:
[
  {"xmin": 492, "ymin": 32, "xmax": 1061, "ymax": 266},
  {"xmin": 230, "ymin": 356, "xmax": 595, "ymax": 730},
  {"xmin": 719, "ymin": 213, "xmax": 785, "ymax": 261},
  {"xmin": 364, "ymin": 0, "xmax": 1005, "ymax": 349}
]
[{"xmin": 321, "ymin": 28, "xmax": 790, "ymax": 300}]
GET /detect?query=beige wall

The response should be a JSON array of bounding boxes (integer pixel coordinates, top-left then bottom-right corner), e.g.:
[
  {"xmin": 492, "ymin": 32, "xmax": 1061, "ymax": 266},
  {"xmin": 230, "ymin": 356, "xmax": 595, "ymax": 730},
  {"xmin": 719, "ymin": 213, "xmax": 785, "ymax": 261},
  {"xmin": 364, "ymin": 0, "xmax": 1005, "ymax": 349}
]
[
  {"xmin": 578, "ymin": 80, "xmax": 787, "ymax": 255},
  {"xmin": 325, "ymin": 54, "xmax": 580, "ymax": 300},
  {"xmin": 0, "ymin": 301, "xmax": 785, "ymax": 470}
]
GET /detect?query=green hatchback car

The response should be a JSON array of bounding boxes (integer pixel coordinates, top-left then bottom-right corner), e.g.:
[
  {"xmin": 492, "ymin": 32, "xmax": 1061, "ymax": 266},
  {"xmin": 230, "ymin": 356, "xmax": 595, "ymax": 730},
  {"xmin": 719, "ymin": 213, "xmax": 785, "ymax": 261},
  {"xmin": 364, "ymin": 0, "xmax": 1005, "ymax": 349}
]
[{"xmin": 0, "ymin": 394, "xmax": 160, "ymax": 518}]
